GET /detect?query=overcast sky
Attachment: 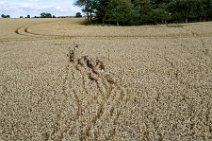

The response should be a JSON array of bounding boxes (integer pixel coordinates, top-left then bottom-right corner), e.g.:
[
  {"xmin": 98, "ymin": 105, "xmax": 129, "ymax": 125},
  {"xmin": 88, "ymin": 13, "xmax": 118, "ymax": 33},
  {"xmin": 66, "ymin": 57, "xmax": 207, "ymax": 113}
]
[{"xmin": 0, "ymin": 0, "xmax": 81, "ymax": 17}]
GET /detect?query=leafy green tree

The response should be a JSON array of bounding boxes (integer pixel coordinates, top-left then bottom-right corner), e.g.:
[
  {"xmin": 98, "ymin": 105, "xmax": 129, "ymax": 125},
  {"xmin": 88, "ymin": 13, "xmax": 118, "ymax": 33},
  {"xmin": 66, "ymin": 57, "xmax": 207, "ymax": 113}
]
[
  {"xmin": 151, "ymin": 3, "xmax": 170, "ymax": 23},
  {"xmin": 1, "ymin": 14, "xmax": 10, "ymax": 18},
  {"xmin": 75, "ymin": 12, "xmax": 83, "ymax": 18},
  {"xmin": 104, "ymin": 0, "xmax": 133, "ymax": 25},
  {"xmin": 95, "ymin": 0, "xmax": 111, "ymax": 23},
  {"xmin": 132, "ymin": 0, "xmax": 152, "ymax": 24},
  {"xmin": 40, "ymin": 12, "xmax": 52, "ymax": 18},
  {"xmin": 1, "ymin": 14, "xmax": 5, "ymax": 18},
  {"xmin": 168, "ymin": 0, "xmax": 202, "ymax": 22},
  {"xmin": 205, "ymin": 0, "xmax": 212, "ymax": 19},
  {"xmin": 75, "ymin": 0, "xmax": 95, "ymax": 21}
]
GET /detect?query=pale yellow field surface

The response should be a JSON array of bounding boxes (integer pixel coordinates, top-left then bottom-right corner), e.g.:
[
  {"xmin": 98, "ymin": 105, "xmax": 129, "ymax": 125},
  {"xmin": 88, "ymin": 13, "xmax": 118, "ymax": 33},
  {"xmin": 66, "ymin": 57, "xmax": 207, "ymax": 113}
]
[{"xmin": 0, "ymin": 18, "xmax": 212, "ymax": 141}]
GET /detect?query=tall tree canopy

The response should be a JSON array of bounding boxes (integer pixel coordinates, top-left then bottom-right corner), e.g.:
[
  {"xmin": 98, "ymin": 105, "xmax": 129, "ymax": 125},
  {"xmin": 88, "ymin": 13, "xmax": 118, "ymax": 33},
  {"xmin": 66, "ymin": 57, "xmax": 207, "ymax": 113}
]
[{"xmin": 75, "ymin": 0, "xmax": 212, "ymax": 25}]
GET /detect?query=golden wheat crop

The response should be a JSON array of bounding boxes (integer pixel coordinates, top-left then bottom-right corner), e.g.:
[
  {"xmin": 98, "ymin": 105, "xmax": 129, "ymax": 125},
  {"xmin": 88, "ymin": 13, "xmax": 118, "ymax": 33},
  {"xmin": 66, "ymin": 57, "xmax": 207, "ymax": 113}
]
[{"xmin": 0, "ymin": 18, "xmax": 212, "ymax": 141}]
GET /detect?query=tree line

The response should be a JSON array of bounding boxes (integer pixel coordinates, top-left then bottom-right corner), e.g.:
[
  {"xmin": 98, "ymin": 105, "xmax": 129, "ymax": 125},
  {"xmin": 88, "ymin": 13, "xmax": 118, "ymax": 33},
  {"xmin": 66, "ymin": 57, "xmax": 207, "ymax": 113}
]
[
  {"xmin": 1, "ymin": 13, "xmax": 55, "ymax": 18},
  {"xmin": 1, "ymin": 12, "xmax": 82, "ymax": 19},
  {"xmin": 75, "ymin": 0, "xmax": 212, "ymax": 25}
]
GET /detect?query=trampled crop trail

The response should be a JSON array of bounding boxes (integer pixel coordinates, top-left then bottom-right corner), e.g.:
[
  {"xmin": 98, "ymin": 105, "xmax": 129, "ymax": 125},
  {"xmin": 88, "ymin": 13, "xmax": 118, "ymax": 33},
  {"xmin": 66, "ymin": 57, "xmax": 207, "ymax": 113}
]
[
  {"xmin": 70, "ymin": 44, "xmax": 129, "ymax": 140},
  {"xmin": 47, "ymin": 44, "xmax": 128, "ymax": 141}
]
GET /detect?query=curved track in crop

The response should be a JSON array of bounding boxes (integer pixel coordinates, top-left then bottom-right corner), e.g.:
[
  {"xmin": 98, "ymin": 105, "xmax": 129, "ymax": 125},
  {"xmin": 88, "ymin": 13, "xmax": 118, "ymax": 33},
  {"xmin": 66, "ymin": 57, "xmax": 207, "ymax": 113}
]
[
  {"xmin": 43, "ymin": 44, "xmax": 129, "ymax": 140},
  {"xmin": 13, "ymin": 22, "xmax": 212, "ymax": 40}
]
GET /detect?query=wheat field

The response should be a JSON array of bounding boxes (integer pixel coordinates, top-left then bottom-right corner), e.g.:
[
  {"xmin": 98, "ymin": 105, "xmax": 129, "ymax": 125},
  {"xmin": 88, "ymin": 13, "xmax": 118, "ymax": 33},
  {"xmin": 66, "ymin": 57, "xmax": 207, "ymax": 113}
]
[{"xmin": 0, "ymin": 18, "xmax": 212, "ymax": 141}]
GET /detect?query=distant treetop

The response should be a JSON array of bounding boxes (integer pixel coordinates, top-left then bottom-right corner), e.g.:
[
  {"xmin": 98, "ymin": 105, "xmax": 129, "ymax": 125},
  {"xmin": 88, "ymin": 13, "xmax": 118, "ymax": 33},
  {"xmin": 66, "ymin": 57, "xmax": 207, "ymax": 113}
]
[
  {"xmin": 75, "ymin": 12, "xmax": 82, "ymax": 18},
  {"xmin": 40, "ymin": 12, "xmax": 53, "ymax": 18},
  {"xmin": 1, "ymin": 14, "xmax": 10, "ymax": 18}
]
